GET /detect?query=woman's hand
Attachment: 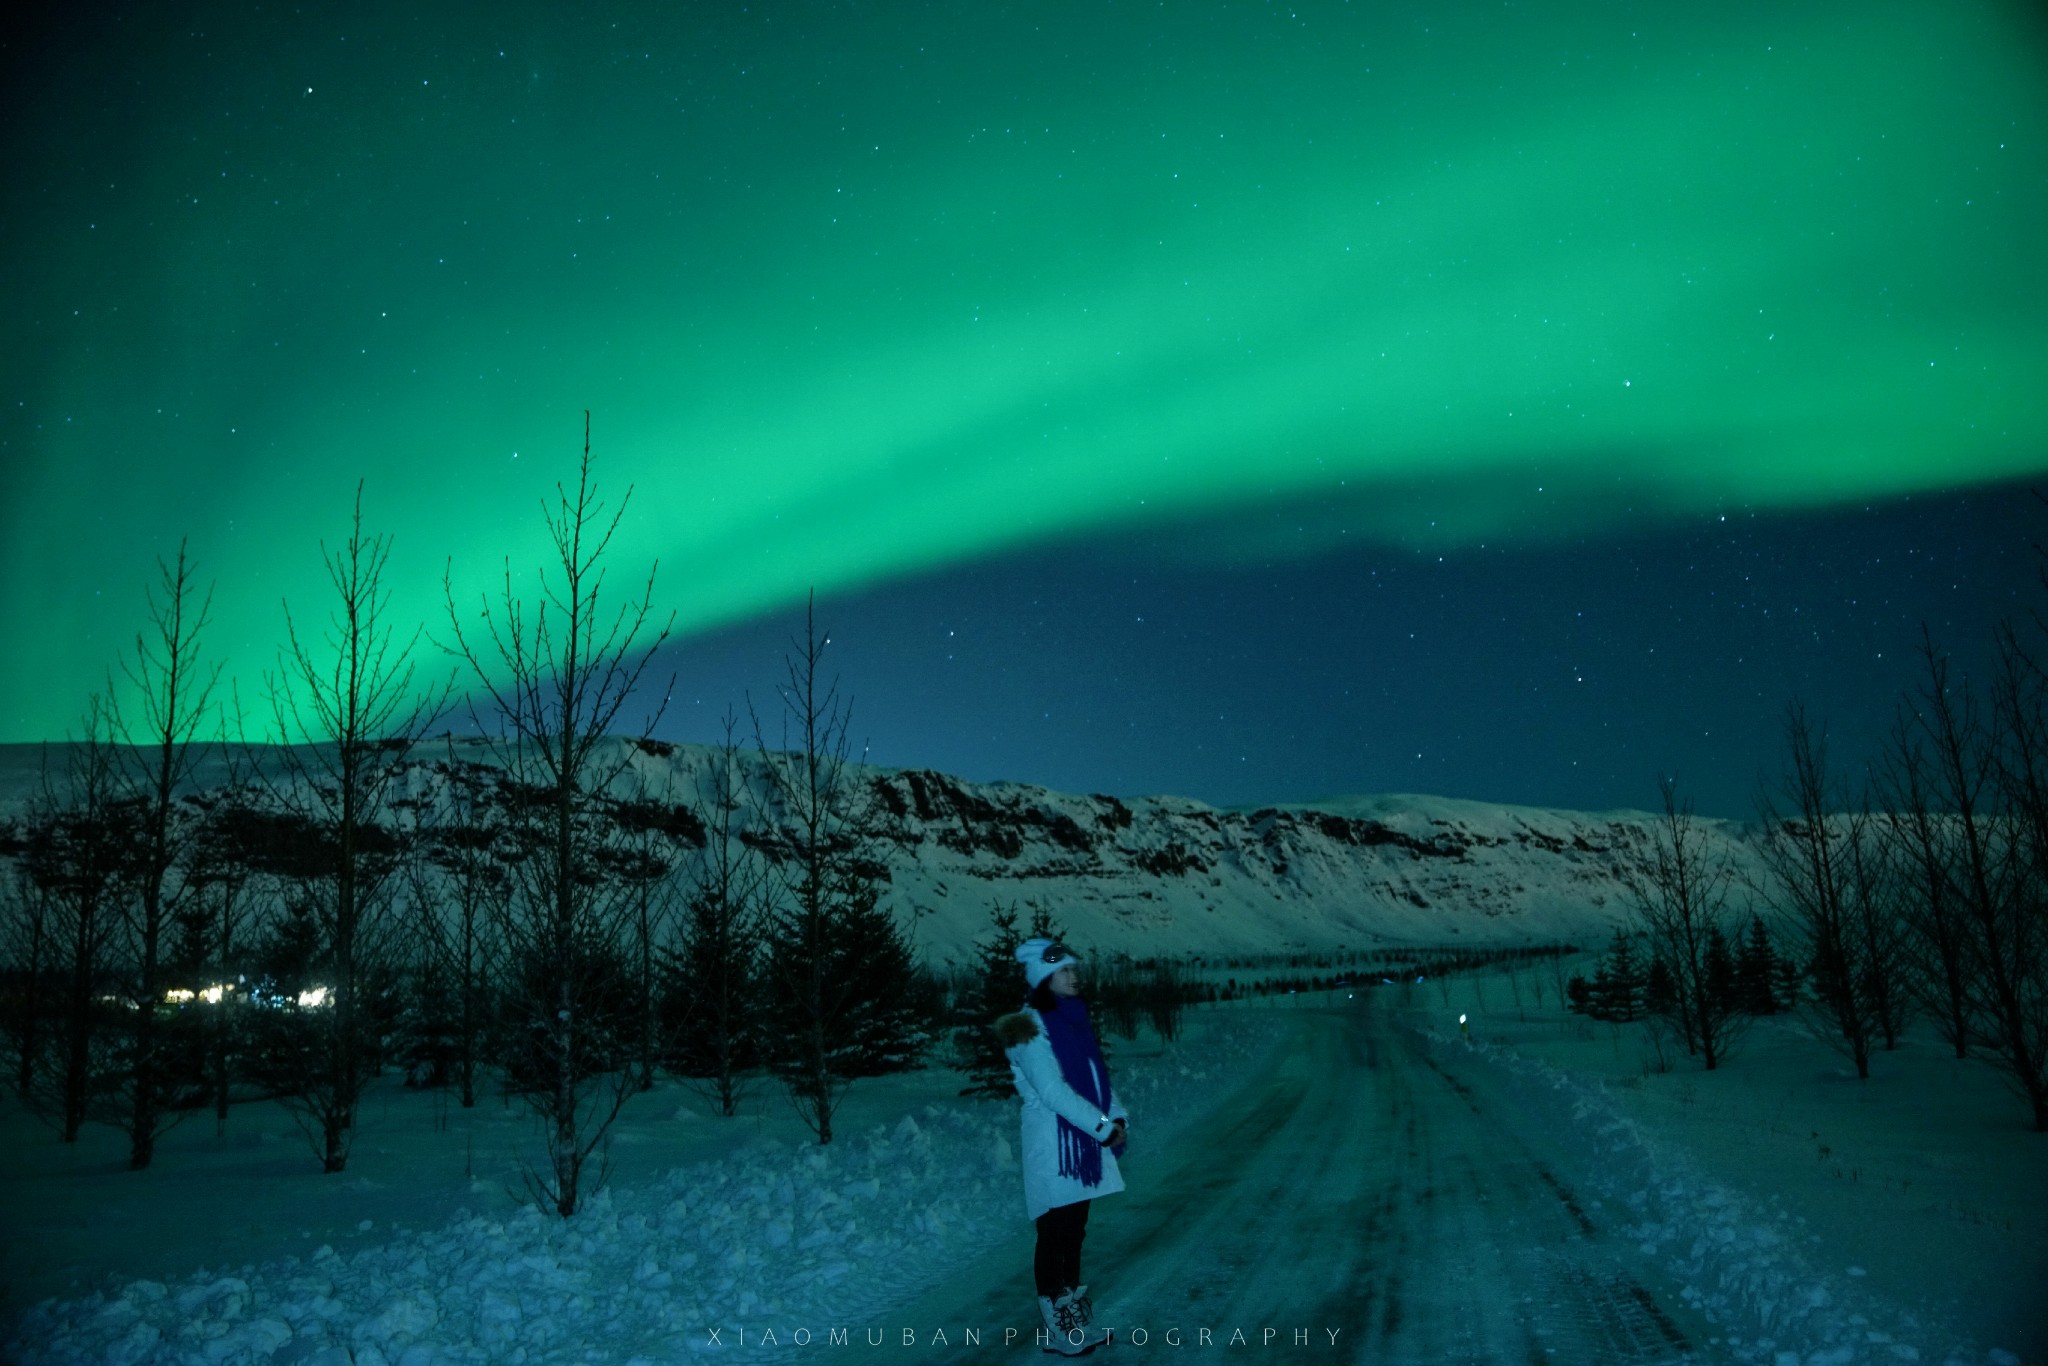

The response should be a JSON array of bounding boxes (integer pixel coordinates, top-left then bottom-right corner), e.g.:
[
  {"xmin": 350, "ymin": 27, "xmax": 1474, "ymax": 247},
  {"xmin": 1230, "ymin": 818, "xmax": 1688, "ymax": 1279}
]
[{"xmin": 1104, "ymin": 1120, "xmax": 1128, "ymax": 1148}]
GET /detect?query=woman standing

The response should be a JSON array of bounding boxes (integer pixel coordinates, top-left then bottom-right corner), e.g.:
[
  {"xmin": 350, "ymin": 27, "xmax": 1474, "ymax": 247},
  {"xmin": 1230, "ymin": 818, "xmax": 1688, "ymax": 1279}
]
[{"xmin": 995, "ymin": 938, "xmax": 1129, "ymax": 1355}]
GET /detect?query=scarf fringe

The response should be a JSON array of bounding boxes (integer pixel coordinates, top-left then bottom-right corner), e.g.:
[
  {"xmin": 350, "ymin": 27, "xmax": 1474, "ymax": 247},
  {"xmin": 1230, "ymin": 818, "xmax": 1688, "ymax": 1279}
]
[{"xmin": 1057, "ymin": 1115, "xmax": 1104, "ymax": 1186}]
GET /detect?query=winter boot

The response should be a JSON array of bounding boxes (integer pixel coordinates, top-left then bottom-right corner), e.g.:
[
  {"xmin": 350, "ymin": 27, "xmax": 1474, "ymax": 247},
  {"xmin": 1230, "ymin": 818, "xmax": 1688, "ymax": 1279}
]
[
  {"xmin": 1054, "ymin": 1287, "xmax": 1110, "ymax": 1352},
  {"xmin": 1036, "ymin": 1295, "xmax": 1105, "ymax": 1356}
]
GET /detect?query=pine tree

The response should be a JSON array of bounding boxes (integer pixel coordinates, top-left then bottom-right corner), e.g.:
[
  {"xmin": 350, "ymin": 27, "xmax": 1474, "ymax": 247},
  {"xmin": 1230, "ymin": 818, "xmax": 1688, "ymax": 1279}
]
[
  {"xmin": 1735, "ymin": 914, "xmax": 1781, "ymax": 1015},
  {"xmin": 1565, "ymin": 973, "xmax": 1593, "ymax": 1015},
  {"xmin": 1644, "ymin": 956, "xmax": 1678, "ymax": 1018},
  {"xmin": 827, "ymin": 883, "xmax": 932, "ymax": 1077},
  {"xmin": 1704, "ymin": 922, "xmax": 1739, "ymax": 1028},
  {"xmin": 753, "ymin": 597, "xmax": 924, "ymax": 1143},
  {"xmin": 959, "ymin": 902, "xmax": 1025, "ymax": 1099},
  {"xmin": 392, "ymin": 948, "xmax": 461, "ymax": 1089},
  {"xmin": 1588, "ymin": 929, "xmax": 1646, "ymax": 1022},
  {"xmin": 662, "ymin": 714, "xmax": 765, "ymax": 1117}
]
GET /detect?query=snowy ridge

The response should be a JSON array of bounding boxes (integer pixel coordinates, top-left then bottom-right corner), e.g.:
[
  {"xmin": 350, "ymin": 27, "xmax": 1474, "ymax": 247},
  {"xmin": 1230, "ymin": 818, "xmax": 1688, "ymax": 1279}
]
[
  {"xmin": 1422, "ymin": 1029, "xmax": 2000, "ymax": 1366},
  {"xmin": 0, "ymin": 737, "xmax": 1765, "ymax": 962},
  {"xmin": 3, "ymin": 1014, "xmax": 1292, "ymax": 1365}
]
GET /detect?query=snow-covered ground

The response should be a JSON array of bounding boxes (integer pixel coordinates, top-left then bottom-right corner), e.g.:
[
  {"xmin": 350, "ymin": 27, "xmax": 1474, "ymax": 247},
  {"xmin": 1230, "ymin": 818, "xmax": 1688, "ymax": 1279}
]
[
  {"xmin": 1411, "ymin": 962, "xmax": 2046, "ymax": 1366},
  {"xmin": 0, "ymin": 1007, "xmax": 1293, "ymax": 1364},
  {"xmin": 4, "ymin": 973, "xmax": 2039, "ymax": 1365}
]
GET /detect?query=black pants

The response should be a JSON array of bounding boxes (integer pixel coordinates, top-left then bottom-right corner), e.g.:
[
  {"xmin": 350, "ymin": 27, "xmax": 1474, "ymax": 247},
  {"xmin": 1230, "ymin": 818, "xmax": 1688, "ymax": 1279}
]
[{"xmin": 1033, "ymin": 1200, "xmax": 1091, "ymax": 1298}]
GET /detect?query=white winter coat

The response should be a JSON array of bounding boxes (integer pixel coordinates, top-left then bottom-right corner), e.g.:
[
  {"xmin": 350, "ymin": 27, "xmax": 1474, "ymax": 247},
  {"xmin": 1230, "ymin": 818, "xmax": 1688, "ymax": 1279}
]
[{"xmin": 998, "ymin": 1005, "xmax": 1128, "ymax": 1221}]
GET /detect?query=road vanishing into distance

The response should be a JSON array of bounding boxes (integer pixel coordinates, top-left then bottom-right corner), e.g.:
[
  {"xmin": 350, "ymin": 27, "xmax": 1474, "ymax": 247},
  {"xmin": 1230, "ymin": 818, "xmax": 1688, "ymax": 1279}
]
[{"xmin": 890, "ymin": 1000, "xmax": 1728, "ymax": 1365}]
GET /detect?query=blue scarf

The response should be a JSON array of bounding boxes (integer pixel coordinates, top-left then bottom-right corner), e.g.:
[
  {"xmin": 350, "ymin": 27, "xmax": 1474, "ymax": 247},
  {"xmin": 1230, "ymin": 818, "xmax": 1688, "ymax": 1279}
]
[{"xmin": 1037, "ymin": 996, "xmax": 1117, "ymax": 1185}]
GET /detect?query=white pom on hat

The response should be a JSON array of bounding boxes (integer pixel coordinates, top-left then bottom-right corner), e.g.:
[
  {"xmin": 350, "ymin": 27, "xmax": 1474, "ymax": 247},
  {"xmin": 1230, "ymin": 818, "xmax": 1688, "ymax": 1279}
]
[{"xmin": 1016, "ymin": 937, "xmax": 1083, "ymax": 990}]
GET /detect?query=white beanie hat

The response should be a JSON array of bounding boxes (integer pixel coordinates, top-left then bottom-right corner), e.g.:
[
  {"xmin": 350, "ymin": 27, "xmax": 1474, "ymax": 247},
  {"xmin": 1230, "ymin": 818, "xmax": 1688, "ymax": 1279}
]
[{"xmin": 1016, "ymin": 937, "xmax": 1083, "ymax": 989}]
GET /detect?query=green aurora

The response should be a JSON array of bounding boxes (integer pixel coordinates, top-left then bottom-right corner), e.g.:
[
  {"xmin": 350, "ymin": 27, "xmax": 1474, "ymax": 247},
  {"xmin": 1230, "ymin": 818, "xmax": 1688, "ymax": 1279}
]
[{"xmin": 3, "ymin": 0, "xmax": 2045, "ymax": 742}]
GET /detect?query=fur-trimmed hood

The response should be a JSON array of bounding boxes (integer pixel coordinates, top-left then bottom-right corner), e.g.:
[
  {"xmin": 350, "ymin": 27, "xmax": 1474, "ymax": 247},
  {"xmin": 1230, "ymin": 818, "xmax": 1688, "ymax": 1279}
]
[{"xmin": 993, "ymin": 1010, "xmax": 1040, "ymax": 1048}]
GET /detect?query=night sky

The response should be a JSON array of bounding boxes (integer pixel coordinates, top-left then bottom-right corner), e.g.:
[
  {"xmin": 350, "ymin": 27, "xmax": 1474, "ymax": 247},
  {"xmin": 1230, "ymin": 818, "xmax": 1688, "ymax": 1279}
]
[{"xmin": 4, "ymin": 1, "xmax": 2045, "ymax": 818}]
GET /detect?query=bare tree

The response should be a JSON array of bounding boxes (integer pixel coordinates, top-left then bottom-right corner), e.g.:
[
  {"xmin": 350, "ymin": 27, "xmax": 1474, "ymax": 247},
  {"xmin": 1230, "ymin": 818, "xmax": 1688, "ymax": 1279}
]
[
  {"xmin": 266, "ymin": 486, "xmax": 446, "ymax": 1172},
  {"xmin": 442, "ymin": 413, "xmax": 674, "ymax": 1215},
  {"xmin": 106, "ymin": 538, "xmax": 222, "ymax": 1169},
  {"xmin": 1623, "ymin": 774, "xmax": 1745, "ymax": 1070},
  {"xmin": 1753, "ymin": 704, "xmax": 1881, "ymax": 1080},
  {"xmin": 1979, "ymin": 623, "xmax": 2048, "ymax": 1129},
  {"xmin": 601, "ymin": 776, "xmax": 693, "ymax": 1094},
  {"xmin": 1878, "ymin": 673, "xmax": 1976, "ymax": 1059},
  {"xmin": 23, "ymin": 701, "xmax": 133, "ymax": 1140},
  {"xmin": 180, "ymin": 751, "xmax": 265, "ymax": 1136},
  {"xmin": 752, "ymin": 596, "xmax": 921, "ymax": 1144},
  {"xmin": 409, "ymin": 745, "xmax": 506, "ymax": 1109},
  {"xmin": 1844, "ymin": 790, "xmax": 1912, "ymax": 1052},
  {"xmin": 2, "ymin": 855, "xmax": 54, "ymax": 1098}
]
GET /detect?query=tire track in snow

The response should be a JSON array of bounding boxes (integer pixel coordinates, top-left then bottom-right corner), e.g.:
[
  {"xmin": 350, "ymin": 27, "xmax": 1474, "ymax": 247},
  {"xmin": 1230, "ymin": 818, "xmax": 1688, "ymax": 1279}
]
[{"xmin": 887, "ymin": 999, "xmax": 1733, "ymax": 1364}]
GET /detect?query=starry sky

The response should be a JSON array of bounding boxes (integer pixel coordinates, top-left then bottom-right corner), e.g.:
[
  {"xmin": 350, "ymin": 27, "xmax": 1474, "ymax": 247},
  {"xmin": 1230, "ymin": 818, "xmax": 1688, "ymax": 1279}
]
[{"xmin": 3, "ymin": 1, "xmax": 2045, "ymax": 818}]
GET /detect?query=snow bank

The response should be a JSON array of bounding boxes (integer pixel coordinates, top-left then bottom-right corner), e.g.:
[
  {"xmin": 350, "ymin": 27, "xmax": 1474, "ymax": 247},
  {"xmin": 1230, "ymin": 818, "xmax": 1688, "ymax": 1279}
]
[
  {"xmin": 5, "ymin": 1013, "xmax": 1288, "ymax": 1364},
  {"xmin": 1422, "ymin": 1028, "xmax": 2008, "ymax": 1366}
]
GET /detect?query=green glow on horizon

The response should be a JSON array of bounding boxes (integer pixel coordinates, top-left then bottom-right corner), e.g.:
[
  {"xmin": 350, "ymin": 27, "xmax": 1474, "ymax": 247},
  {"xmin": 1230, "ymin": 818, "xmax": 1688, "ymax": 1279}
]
[{"xmin": 3, "ymin": 0, "xmax": 2044, "ymax": 741}]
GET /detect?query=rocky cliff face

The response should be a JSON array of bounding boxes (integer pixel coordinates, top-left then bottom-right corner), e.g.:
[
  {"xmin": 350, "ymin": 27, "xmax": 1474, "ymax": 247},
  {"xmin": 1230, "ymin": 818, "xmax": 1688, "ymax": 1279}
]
[
  {"xmin": 853, "ymin": 764, "xmax": 1744, "ymax": 961},
  {"xmin": 0, "ymin": 738, "xmax": 1765, "ymax": 965}
]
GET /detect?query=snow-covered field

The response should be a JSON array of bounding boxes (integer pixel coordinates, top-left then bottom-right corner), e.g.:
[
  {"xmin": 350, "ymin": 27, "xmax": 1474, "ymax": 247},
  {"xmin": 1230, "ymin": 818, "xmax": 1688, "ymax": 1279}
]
[
  {"xmin": 1412, "ymin": 962, "xmax": 2046, "ymax": 1366},
  {"xmin": 0, "ymin": 1007, "xmax": 1293, "ymax": 1364},
  {"xmin": 4, "ymin": 971, "xmax": 2040, "ymax": 1365}
]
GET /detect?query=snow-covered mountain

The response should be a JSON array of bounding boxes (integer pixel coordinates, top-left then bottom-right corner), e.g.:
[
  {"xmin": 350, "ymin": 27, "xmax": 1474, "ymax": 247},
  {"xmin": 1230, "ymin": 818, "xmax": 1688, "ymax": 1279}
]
[{"xmin": 0, "ymin": 737, "xmax": 1766, "ymax": 964}]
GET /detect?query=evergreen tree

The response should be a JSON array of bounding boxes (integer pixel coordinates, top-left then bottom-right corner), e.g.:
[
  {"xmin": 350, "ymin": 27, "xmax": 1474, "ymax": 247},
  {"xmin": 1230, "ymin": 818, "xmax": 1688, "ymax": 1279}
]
[
  {"xmin": 958, "ymin": 902, "xmax": 1026, "ymax": 1099},
  {"xmin": 662, "ymin": 714, "xmax": 765, "ymax": 1117},
  {"xmin": 1643, "ymin": 956, "xmax": 1678, "ymax": 1018},
  {"xmin": 1734, "ymin": 914, "xmax": 1782, "ymax": 1015},
  {"xmin": 1565, "ymin": 973, "xmax": 1593, "ymax": 1015},
  {"xmin": 1772, "ymin": 945, "xmax": 1805, "ymax": 1013},
  {"xmin": 1142, "ymin": 959, "xmax": 1190, "ymax": 1043},
  {"xmin": 1704, "ymin": 922, "xmax": 1739, "ymax": 1026},
  {"xmin": 392, "ymin": 949, "xmax": 461, "ymax": 1090},
  {"xmin": 831, "ymin": 885, "xmax": 933, "ymax": 1077},
  {"xmin": 660, "ymin": 892, "xmax": 765, "ymax": 1093},
  {"xmin": 1587, "ymin": 928, "xmax": 1646, "ymax": 1022}
]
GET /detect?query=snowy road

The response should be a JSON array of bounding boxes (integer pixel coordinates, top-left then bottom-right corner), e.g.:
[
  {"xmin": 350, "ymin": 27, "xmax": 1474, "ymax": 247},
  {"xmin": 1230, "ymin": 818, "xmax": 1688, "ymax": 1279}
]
[{"xmin": 888, "ymin": 999, "xmax": 1729, "ymax": 1364}]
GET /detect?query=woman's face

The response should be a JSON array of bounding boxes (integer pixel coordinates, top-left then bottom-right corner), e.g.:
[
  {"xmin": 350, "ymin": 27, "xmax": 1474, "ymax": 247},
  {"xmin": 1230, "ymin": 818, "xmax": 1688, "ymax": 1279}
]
[{"xmin": 1048, "ymin": 965, "xmax": 1081, "ymax": 997}]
